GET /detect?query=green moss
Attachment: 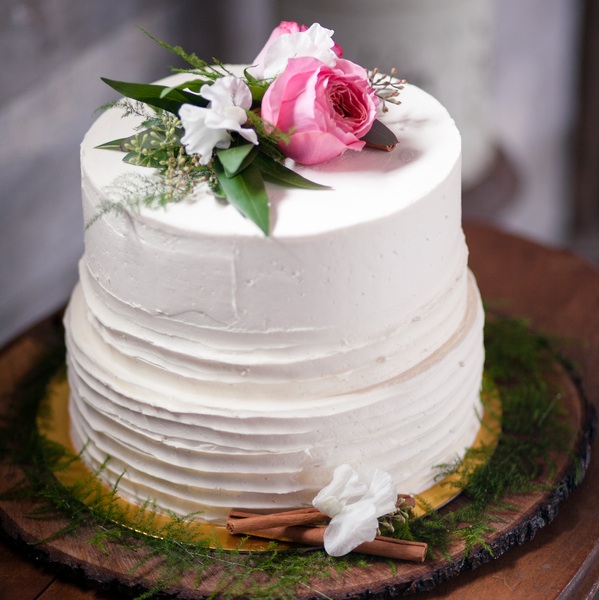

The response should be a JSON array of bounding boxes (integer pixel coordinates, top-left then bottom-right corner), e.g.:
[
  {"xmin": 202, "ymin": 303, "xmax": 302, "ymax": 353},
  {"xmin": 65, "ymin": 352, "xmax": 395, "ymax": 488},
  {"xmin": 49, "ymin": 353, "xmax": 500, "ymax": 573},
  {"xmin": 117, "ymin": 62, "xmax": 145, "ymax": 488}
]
[
  {"xmin": 402, "ymin": 316, "xmax": 574, "ymax": 558},
  {"xmin": 0, "ymin": 316, "xmax": 578, "ymax": 598}
]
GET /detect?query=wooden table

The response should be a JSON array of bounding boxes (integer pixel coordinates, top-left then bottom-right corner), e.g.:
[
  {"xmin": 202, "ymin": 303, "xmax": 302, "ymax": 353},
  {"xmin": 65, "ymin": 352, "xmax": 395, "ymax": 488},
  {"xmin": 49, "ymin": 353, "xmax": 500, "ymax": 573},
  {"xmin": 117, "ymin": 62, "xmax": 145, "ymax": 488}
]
[{"xmin": 2, "ymin": 222, "xmax": 599, "ymax": 600}]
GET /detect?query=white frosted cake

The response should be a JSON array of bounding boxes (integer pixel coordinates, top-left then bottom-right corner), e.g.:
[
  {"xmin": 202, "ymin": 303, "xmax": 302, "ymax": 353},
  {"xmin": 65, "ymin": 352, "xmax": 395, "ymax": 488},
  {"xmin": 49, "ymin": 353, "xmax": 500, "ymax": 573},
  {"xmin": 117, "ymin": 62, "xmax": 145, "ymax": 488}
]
[{"xmin": 64, "ymin": 65, "xmax": 485, "ymax": 524}]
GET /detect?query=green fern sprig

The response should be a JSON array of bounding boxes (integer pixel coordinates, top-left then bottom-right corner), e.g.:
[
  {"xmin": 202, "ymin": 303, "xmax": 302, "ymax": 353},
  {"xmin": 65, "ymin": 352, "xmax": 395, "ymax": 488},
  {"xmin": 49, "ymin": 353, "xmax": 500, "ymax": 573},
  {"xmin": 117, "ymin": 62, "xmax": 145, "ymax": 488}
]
[{"xmin": 138, "ymin": 27, "xmax": 233, "ymax": 80}]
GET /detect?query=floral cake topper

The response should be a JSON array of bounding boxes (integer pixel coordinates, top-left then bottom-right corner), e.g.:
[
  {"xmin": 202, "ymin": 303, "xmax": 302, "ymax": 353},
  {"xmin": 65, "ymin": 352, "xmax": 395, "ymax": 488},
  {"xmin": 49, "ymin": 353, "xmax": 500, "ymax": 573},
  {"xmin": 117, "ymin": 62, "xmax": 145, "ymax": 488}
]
[{"xmin": 98, "ymin": 22, "xmax": 403, "ymax": 235}]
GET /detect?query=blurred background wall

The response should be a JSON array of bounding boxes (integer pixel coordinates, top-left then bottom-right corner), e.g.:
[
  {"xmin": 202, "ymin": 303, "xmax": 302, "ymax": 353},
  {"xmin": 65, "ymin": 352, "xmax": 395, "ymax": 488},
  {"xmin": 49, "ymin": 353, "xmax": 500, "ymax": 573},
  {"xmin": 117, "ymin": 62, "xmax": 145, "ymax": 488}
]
[{"xmin": 0, "ymin": 0, "xmax": 593, "ymax": 346}]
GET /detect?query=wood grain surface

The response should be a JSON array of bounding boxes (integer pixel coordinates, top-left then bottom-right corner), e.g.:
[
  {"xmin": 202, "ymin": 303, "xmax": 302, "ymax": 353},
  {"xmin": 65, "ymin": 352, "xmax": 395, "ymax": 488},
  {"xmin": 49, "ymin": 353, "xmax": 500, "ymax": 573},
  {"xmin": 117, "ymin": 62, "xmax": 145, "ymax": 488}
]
[{"xmin": 1, "ymin": 222, "xmax": 599, "ymax": 599}]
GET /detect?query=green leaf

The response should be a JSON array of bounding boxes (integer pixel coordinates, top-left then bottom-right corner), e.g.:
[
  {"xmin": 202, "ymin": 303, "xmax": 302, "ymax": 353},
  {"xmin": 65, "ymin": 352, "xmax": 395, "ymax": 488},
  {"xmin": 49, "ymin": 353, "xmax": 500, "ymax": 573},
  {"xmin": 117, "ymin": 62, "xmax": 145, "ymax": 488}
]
[
  {"xmin": 122, "ymin": 151, "xmax": 166, "ymax": 168},
  {"xmin": 243, "ymin": 67, "xmax": 260, "ymax": 83},
  {"xmin": 96, "ymin": 127, "xmax": 177, "ymax": 154},
  {"xmin": 122, "ymin": 151, "xmax": 139, "ymax": 164},
  {"xmin": 242, "ymin": 68, "xmax": 269, "ymax": 105},
  {"xmin": 159, "ymin": 79, "xmax": 211, "ymax": 97},
  {"xmin": 361, "ymin": 119, "xmax": 398, "ymax": 150},
  {"xmin": 214, "ymin": 160, "xmax": 270, "ymax": 235},
  {"xmin": 216, "ymin": 144, "xmax": 257, "ymax": 178},
  {"xmin": 254, "ymin": 153, "xmax": 331, "ymax": 190},
  {"xmin": 248, "ymin": 85, "xmax": 267, "ymax": 108},
  {"xmin": 141, "ymin": 117, "xmax": 164, "ymax": 128},
  {"xmin": 101, "ymin": 78, "xmax": 206, "ymax": 114},
  {"xmin": 181, "ymin": 79, "xmax": 205, "ymax": 93},
  {"xmin": 96, "ymin": 136, "xmax": 133, "ymax": 151}
]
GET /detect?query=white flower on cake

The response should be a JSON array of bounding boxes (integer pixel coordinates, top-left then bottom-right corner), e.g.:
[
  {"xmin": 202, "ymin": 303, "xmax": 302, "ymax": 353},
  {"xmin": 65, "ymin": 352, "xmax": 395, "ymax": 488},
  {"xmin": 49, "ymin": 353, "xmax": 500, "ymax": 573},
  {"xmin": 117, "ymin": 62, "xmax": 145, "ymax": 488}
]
[
  {"xmin": 313, "ymin": 464, "xmax": 397, "ymax": 556},
  {"xmin": 179, "ymin": 76, "xmax": 258, "ymax": 165},
  {"xmin": 252, "ymin": 22, "xmax": 341, "ymax": 80}
]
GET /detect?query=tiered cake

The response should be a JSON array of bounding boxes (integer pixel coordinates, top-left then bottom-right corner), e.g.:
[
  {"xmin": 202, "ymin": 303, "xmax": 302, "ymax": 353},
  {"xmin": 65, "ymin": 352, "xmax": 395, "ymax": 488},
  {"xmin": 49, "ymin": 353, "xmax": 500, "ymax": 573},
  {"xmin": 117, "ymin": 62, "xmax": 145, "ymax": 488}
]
[{"xmin": 64, "ymin": 71, "xmax": 485, "ymax": 524}]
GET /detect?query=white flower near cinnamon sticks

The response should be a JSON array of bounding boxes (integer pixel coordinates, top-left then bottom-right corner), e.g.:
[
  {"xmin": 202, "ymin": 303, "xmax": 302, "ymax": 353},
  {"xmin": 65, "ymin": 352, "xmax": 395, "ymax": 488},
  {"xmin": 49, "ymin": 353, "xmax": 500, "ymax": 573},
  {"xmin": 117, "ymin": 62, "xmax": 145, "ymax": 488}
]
[
  {"xmin": 312, "ymin": 464, "xmax": 398, "ymax": 557},
  {"xmin": 225, "ymin": 465, "xmax": 426, "ymax": 562}
]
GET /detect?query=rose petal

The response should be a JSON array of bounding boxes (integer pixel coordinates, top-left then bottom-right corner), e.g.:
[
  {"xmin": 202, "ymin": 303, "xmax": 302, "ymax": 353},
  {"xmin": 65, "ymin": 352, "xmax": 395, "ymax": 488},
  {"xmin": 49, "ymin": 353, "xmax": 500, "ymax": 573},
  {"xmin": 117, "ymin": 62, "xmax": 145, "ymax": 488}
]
[{"xmin": 281, "ymin": 130, "xmax": 361, "ymax": 165}]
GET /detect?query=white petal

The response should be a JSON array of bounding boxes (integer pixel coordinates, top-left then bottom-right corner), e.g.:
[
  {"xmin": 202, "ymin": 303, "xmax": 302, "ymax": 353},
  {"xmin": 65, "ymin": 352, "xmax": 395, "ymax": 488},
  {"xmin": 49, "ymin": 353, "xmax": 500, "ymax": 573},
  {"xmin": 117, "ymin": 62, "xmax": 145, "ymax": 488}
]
[
  {"xmin": 312, "ymin": 464, "xmax": 367, "ymax": 517},
  {"xmin": 304, "ymin": 23, "xmax": 337, "ymax": 51},
  {"xmin": 204, "ymin": 105, "xmax": 247, "ymax": 130},
  {"xmin": 204, "ymin": 108, "xmax": 258, "ymax": 146},
  {"xmin": 237, "ymin": 127, "xmax": 258, "ymax": 145},
  {"xmin": 362, "ymin": 469, "xmax": 397, "ymax": 518},
  {"xmin": 323, "ymin": 501, "xmax": 378, "ymax": 557},
  {"xmin": 201, "ymin": 76, "xmax": 253, "ymax": 111},
  {"xmin": 261, "ymin": 24, "xmax": 338, "ymax": 79},
  {"xmin": 179, "ymin": 104, "xmax": 231, "ymax": 164}
]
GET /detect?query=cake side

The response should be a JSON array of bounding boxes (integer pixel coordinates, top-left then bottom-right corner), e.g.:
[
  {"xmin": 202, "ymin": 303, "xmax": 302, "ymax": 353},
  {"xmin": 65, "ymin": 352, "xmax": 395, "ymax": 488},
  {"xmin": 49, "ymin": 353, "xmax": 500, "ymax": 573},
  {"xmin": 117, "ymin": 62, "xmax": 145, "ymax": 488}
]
[
  {"xmin": 65, "ymin": 277, "xmax": 483, "ymax": 522},
  {"xmin": 77, "ymin": 76, "xmax": 468, "ymax": 397}
]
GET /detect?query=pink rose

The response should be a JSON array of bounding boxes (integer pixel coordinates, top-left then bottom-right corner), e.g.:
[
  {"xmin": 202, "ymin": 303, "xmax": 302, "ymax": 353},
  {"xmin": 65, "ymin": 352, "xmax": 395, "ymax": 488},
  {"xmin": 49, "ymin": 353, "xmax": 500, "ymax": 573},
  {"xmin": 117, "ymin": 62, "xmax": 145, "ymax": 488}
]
[{"xmin": 261, "ymin": 57, "xmax": 378, "ymax": 165}]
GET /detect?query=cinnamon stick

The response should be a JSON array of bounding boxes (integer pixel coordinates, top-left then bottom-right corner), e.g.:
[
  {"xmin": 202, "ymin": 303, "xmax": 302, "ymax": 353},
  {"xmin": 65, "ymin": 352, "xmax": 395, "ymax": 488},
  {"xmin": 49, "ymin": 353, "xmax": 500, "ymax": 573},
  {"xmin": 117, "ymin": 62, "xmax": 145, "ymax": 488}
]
[
  {"xmin": 397, "ymin": 494, "xmax": 416, "ymax": 510},
  {"xmin": 233, "ymin": 523, "xmax": 427, "ymax": 562},
  {"xmin": 225, "ymin": 502, "xmax": 427, "ymax": 561},
  {"xmin": 228, "ymin": 507, "xmax": 322, "ymax": 519},
  {"xmin": 226, "ymin": 507, "xmax": 328, "ymax": 535}
]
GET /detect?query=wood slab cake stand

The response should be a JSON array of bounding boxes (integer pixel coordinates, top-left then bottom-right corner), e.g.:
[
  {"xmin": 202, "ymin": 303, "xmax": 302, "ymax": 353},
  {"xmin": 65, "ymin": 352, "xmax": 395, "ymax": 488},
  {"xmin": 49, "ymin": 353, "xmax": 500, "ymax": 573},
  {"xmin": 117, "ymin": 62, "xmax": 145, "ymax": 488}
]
[{"xmin": 1, "ymin": 222, "xmax": 599, "ymax": 600}]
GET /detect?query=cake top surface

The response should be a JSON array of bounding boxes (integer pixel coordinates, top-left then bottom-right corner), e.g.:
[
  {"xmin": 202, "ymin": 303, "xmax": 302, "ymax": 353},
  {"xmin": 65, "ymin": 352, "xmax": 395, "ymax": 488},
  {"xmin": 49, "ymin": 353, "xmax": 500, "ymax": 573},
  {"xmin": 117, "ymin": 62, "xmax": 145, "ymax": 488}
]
[{"xmin": 83, "ymin": 59, "xmax": 460, "ymax": 239}]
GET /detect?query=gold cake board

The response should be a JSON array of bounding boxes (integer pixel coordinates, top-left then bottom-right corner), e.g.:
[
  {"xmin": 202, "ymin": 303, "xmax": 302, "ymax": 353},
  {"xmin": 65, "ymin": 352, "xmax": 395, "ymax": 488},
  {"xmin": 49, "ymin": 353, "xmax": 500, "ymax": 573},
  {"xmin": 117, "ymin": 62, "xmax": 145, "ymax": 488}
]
[{"xmin": 37, "ymin": 376, "xmax": 501, "ymax": 551}]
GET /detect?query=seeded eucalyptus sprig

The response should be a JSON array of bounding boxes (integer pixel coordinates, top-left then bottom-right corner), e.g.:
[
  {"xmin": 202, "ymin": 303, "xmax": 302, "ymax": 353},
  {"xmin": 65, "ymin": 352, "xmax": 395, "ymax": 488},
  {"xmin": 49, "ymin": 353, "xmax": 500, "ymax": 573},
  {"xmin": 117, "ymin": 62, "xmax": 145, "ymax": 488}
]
[
  {"xmin": 378, "ymin": 495, "xmax": 415, "ymax": 535},
  {"xmin": 96, "ymin": 110, "xmax": 209, "ymax": 205},
  {"xmin": 369, "ymin": 67, "xmax": 406, "ymax": 113}
]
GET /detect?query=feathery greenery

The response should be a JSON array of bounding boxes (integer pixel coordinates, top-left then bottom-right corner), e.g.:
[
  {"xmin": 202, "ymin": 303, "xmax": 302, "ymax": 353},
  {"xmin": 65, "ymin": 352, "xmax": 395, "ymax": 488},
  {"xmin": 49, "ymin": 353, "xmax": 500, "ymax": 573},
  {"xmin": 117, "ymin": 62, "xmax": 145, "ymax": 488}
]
[{"xmin": 401, "ymin": 316, "xmax": 574, "ymax": 559}]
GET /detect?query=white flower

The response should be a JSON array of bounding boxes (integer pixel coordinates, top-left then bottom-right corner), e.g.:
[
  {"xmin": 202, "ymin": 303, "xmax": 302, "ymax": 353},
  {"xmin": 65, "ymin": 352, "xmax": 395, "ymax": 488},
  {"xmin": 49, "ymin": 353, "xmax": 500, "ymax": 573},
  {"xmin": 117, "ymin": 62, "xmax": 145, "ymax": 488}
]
[
  {"xmin": 313, "ymin": 465, "xmax": 397, "ymax": 557},
  {"xmin": 179, "ymin": 76, "xmax": 258, "ymax": 165},
  {"xmin": 254, "ymin": 23, "xmax": 339, "ymax": 80},
  {"xmin": 312, "ymin": 464, "xmax": 367, "ymax": 517},
  {"xmin": 324, "ymin": 501, "xmax": 379, "ymax": 557},
  {"xmin": 360, "ymin": 469, "xmax": 398, "ymax": 517}
]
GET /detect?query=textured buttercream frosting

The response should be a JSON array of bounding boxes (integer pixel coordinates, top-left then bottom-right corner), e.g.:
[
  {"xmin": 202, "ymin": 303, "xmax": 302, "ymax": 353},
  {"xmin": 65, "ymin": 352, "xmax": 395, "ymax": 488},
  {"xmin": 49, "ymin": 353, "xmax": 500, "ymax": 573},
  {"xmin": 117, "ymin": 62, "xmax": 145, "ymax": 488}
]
[{"xmin": 65, "ymin": 71, "xmax": 485, "ymax": 523}]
